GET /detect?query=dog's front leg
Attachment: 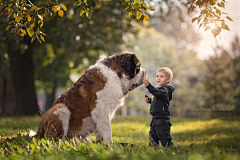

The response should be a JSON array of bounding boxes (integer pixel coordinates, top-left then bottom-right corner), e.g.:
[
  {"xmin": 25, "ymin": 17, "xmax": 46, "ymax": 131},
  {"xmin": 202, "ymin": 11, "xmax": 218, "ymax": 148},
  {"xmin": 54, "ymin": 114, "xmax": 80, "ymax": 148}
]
[
  {"xmin": 96, "ymin": 120, "xmax": 113, "ymax": 143},
  {"xmin": 95, "ymin": 131, "xmax": 103, "ymax": 142},
  {"xmin": 92, "ymin": 113, "xmax": 113, "ymax": 143}
]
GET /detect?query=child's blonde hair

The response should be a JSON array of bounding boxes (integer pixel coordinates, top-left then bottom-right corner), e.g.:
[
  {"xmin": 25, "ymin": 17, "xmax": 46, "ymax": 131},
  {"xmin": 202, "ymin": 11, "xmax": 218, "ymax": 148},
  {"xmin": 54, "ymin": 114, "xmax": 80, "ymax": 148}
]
[{"xmin": 157, "ymin": 67, "xmax": 173, "ymax": 84}]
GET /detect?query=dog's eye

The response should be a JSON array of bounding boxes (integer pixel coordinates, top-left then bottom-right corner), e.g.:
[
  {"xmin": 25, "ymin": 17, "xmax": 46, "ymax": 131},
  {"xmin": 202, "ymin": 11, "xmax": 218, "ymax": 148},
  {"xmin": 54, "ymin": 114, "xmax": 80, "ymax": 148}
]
[{"xmin": 136, "ymin": 67, "xmax": 140, "ymax": 74}]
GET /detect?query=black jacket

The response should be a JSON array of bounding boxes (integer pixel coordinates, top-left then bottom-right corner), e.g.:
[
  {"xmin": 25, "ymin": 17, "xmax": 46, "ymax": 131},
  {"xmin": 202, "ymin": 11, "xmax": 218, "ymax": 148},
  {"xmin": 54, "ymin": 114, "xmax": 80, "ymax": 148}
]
[{"xmin": 146, "ymin": 83, "xmax": 175, "ymax": 120}]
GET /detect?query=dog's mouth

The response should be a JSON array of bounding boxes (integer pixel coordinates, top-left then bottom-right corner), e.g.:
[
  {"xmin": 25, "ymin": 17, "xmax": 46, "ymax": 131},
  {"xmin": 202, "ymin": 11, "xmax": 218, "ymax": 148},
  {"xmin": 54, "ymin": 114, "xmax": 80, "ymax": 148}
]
[
  {"xmin": 129, "ymin": 71, "xmax": 146, "ymax": 91},
  {"xmin": 129, "ymin": 82, "xmax": 143, "ymax": 91}
]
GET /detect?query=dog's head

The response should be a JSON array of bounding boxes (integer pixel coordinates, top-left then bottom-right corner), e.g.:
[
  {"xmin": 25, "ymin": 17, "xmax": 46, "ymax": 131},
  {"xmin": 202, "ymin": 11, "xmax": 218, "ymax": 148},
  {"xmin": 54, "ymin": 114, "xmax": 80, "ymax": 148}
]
[
  {"xmin": 101, "ymin": 52, "xmax": 146, "ymax": 92},
  {"xmin": 119, "ymin": 52, "xmax": 146, "ymax": 91}
]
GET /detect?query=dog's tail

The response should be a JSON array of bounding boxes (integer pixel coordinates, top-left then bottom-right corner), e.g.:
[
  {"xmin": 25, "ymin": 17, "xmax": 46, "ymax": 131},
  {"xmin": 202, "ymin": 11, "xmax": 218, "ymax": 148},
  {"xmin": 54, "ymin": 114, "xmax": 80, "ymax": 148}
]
[{"xmin": 29, "ymin": 130, "xmax": 37, "ymax": 137}]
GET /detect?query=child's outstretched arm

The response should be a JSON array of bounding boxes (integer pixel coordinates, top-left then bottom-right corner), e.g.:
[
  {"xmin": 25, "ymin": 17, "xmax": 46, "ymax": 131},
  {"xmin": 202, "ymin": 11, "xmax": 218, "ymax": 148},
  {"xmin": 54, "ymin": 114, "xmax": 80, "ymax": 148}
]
[
  {"xmin": 143, "ymin": 77, "xmax": 150, "ymax": 87},
  {"xmin": 143, "ymin": 77, "xmax": 167, "ymax": 98}
]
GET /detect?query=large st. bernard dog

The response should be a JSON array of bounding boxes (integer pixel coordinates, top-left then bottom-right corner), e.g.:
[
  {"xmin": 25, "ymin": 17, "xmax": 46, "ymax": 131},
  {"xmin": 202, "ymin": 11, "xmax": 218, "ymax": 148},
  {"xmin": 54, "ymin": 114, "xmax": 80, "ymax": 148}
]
[{"xmin": 35, "ymin": 52, "xmax": 146, "ymax": 143}]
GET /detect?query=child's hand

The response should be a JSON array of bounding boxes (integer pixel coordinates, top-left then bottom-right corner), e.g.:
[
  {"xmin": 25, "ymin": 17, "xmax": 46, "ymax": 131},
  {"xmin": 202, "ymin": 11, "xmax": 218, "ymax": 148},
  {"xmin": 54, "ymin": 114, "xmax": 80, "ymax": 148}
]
[
  {"xmin": 144, "ymin": 95, "xmax": 150, "ymax": 102},
  {"xmin": 143, "ymin": 77, "xmax": 150, "ymax": 86}
]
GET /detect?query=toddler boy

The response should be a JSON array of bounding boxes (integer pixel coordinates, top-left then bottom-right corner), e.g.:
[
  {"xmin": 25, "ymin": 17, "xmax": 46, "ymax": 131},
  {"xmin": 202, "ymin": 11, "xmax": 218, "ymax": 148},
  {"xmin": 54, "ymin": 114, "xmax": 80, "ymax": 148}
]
[{"xmin": 143, "ymin": 67, "xmax": 175, "ymax": 147}]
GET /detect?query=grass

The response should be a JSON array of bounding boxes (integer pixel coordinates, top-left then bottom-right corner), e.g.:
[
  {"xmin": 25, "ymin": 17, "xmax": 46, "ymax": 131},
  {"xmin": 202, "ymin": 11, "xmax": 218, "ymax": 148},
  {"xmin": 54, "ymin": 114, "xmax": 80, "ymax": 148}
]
[{"xmin": 0, "ymin": 115, "xmax": 239, "ymax": 160}]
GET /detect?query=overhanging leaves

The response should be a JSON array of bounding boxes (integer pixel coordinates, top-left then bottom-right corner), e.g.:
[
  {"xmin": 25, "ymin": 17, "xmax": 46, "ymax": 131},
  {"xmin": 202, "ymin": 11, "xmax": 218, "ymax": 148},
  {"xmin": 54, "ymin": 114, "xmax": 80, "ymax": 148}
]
[
  {"xmin": 0, "ymin": 0, "xmax": 68, "ymax": 43},
  {"xmin": 0, "ymin": 0, "xmax": 233, "ymax": 42},
  {"xmin": 186, "ymin": 0, "xmax": 232, "ymax": 38}
]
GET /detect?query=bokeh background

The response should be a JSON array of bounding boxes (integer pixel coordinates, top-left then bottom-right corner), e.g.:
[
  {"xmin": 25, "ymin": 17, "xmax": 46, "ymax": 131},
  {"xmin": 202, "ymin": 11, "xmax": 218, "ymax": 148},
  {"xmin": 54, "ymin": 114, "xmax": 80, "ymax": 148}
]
[{"xmin": 0, "ymin": 0, "xmax": 239, "ymax": 117}]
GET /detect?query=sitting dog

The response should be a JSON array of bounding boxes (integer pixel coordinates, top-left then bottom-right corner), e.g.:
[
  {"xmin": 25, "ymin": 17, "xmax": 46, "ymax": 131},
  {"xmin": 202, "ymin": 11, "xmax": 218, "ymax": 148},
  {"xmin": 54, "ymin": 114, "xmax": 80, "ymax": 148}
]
[{"xmin": 35, "ymin": 52, "xmax": 146, "ymax": 143}]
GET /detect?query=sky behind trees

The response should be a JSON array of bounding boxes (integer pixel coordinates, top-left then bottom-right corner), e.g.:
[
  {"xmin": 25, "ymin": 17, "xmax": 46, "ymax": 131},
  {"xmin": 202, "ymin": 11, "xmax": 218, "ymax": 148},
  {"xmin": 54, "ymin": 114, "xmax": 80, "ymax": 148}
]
[{"xmin": 194, "ymin": 0, "xmax": 240, "ymax": 59}]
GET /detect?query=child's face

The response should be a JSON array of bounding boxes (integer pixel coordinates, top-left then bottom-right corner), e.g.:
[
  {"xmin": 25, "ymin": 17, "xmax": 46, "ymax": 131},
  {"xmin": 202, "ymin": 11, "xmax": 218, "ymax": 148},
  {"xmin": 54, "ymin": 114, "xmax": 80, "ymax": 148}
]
[{"xmin": 155, "ymin": 71, "xmax": 170, "ymax": 87}]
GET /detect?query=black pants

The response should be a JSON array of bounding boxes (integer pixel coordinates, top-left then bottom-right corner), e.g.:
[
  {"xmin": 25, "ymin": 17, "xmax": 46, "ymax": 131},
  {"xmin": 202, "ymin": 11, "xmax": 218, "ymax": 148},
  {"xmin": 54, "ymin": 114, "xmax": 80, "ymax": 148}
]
[{"xmin": 149, "ymin": 118, "xmax": 173, "ymax": 147}]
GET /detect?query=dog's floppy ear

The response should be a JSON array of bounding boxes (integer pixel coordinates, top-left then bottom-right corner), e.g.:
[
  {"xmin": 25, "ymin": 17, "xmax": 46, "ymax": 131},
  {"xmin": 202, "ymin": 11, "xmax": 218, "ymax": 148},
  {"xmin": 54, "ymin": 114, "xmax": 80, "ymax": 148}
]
[{"xmin": 121, "ymin": 54, "xmax": 136, "ymax": 79}]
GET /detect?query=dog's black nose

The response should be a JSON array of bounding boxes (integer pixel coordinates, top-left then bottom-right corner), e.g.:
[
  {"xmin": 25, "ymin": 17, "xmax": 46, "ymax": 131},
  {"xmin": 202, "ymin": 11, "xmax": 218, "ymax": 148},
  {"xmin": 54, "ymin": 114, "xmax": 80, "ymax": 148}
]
[{"xmin": 142, "ymin": 69, "xmax": 146, "ymax": 74}]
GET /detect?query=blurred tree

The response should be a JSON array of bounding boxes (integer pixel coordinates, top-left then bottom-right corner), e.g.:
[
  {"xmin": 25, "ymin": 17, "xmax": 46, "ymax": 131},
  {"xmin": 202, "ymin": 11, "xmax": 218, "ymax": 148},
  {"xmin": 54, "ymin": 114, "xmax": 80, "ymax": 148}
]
[
  {"xmin": 204, "ymin": 45, "xmax": 236, "ymax": 106},
  {"xmin": 174, "ymin": 50, "xmax": 205, "ymax": 117},
  {"xmin": 230, "ymin": 36, "xmax": 240, "ymax": 114},
  {"xmin": 0, "ymin": 35, "xmax": 38, "ymax": 116}
]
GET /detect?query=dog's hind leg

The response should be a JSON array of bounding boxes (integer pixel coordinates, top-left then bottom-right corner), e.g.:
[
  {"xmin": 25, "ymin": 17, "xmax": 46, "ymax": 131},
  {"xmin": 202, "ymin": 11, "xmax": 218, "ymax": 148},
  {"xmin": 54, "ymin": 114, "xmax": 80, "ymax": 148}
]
[
  {"xmin": 44, "ymin": 117, "xmax": 63, "ymax": 139},
  {"xmin": 52, "ymin": 105, "xmax": 71, "ymax": 140}
]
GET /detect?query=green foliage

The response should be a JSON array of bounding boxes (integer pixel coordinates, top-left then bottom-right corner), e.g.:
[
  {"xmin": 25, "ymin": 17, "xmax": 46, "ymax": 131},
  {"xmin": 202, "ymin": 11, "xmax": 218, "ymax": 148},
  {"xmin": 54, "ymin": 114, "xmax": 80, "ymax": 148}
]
[
  {"xmin": 0, "ymin": 0, "xmax": 67, "ymax": 43},
  {"xmin": 0, "ymin": 0, "xmax": 154, "ymax": 43},
  {"xmin": 121, "ymin": 0, "xmax": 153, "ymax": 22},
  {"xmin": 0, "ymin": 0, "xmax": 233, "ymax": 42},
  {"xmin": 204, "ymin": 46, "xmax": 236, "ymax": 105},
  {"xmin": 230, "ymin": 36, "xmax": 240, "ymax": 112},
  {"xmin": 203, "ymin": 36, "xmax": 240, "ymax": 112},
  {"xmin": 0, "ymin": 116, "xmax": 239, "ymax": 159},
  {"xmin": 185, "ymin": 0, "xmax": 233, "ymax": 37}
]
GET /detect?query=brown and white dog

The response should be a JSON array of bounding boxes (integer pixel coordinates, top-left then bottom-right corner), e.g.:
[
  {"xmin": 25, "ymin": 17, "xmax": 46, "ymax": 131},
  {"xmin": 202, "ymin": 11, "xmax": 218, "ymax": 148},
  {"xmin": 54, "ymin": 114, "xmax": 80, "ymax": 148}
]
[{"xmin": 35, "ymin": 52, "xmax": 146, "ymax": 143}]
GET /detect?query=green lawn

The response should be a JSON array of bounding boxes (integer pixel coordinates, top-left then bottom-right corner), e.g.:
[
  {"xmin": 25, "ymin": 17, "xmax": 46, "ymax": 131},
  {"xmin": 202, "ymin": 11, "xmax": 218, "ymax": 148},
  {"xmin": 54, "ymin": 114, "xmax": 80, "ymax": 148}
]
[{"xmin": 0, "ymin": 115, "xmax": 239, "ymax": 160}]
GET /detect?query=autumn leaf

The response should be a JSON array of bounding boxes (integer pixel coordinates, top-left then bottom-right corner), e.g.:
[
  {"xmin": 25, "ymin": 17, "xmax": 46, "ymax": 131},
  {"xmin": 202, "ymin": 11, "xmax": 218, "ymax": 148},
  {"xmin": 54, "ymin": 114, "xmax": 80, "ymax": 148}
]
[
  {"xmin": 211, "ymin": 28, "xmax": 219, "ymax": 37},
  {"xmin": 26, "ymin": 27, "xmax": 34, "ymax": 37},
  {"xmin": 149, "ymin": 6, "xmax": 155, "ymax": 11},
  {"xmin": 128, "ymin": 10, "xmax": 134, "ymax": 16},
  {"xmin": 142, "ymin": 15, "xmax": 149, "ymax": 22},
  {"xmin": 60, "ymin": 4, "xmax": 67, "ymax": 11},
  {"xmin": 6, "ymin": 25, "xmax": 11, "ymax": 31},
  {"xmin": 134, "ymin": 0, "xmax": 140, "ymax": 3},
  {"xmin": 18, "ymin": 28, "xmax": 26, "ymax": 37},
  {"xmin": 52, "ymin": 5, "xmax": 60, "ymax": 13},
  {"xmin": 141, "ymin": 2, "xmax": 148, "ymax": 9},
  {"xmin": 205, "ymin": 25, "xmax": 211, "ymax": 31},
  {"xmin": 192, "ymin": 17, "xmax": 198, "ymax": 23},
  {"xmin": 15, "ymin": 16, "xmax": 22, "ymax": 23},
  {"xmin": 27, "ymin": 14, "xmax": 31, "ymax": 22},
  {"xmin": 58, "ymin": 10, "xmax": 64, "ymax": 17},
  {"xmin": 80, "ymin": 8, "xmax": 85, "ymax": 16},
  {"xmin": 136, "ymin": 11, "xmax": 142, "ymax": 20},
  {"xmin": 4, "ymin": 7, "xmax": 11, "ymax": 16},
  {"xmin": 45, "ymin": 1, "xmax": 51, "ymax": 6},
  {"xmin": 223, "ymin": 24, "xmax": 230, "ymax": 31},
  {"xmin": 132, "ymin": 4, "xmax": 139, "ymax": 9},
  {"xmin": 35, "ymin": 8, "xmax": 42, "ymax": 11},
  {"xmin": 221, "ymin": 21, "xmax": 226, "ymax": 29},
  {"xmin": 226, "ymin": 16, "xmax": 233, "ymax": 21},
  {"xmin": 215, "ymin": 9, "xmax": 221, "ymax": 16},
  {"xmin": 86, "ymin": 11, "xmax": 92, "ymax": 19},
  {"xmin": 217, "ymin": 2, "xmax": 225, "ymax": 8}
]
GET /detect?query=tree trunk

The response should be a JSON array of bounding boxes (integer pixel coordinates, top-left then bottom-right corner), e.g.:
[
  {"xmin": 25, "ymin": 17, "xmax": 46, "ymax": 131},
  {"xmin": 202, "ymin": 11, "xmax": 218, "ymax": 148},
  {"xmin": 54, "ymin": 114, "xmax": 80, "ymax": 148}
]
[
  {"xmin": 4, "ymin": 37, "xmax": 38, "ymax": 116},
  {"xmin": 45, "ymin": 82, "xmax": 57, "ymax": 111}
]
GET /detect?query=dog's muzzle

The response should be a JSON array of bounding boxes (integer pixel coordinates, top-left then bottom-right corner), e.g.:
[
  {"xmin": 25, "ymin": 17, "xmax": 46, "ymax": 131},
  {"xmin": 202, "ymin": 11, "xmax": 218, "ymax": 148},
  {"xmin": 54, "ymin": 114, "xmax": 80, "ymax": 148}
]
[{"xmin": 129, "ymin": 69, "xmax": 146, "ymax": 91}]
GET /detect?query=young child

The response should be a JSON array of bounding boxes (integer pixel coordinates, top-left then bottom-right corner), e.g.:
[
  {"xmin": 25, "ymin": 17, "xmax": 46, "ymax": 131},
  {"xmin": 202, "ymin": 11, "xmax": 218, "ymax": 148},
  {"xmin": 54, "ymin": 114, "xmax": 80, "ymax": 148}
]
[{"xmin": 143, "ymin": 67, "xmax": 175, "ymax": 148}]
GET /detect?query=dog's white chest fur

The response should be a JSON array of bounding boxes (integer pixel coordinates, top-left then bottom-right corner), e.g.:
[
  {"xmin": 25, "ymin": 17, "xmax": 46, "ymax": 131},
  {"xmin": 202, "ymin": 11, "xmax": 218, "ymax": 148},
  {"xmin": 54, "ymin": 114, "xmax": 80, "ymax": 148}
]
[{"xmin": 77, "ymin": 62, "xmax": 126, "ymax": 142}]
